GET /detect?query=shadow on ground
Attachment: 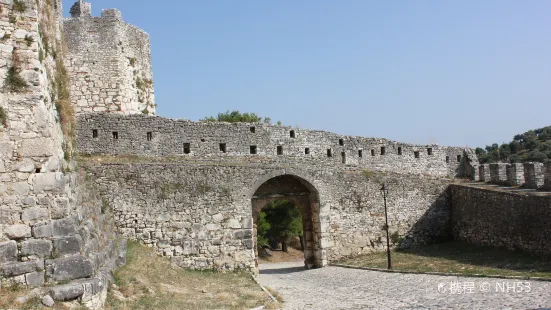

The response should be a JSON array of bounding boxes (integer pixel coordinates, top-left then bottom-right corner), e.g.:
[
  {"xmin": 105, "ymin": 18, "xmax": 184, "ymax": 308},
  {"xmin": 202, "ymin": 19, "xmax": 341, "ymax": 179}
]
[{"xmin": 259, "ymin": 266, "xmax": 307, "ymax": 275}]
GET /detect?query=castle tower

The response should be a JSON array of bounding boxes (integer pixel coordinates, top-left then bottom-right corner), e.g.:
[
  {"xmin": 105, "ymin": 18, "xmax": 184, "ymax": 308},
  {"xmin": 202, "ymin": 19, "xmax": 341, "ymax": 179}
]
[
  {"xmin": 69, "ymin": 0, "xmax": 91, "ymax": 17},
  {"xmin": 64, "ymin": 1, "xmax": 156, "ymax": 115}
]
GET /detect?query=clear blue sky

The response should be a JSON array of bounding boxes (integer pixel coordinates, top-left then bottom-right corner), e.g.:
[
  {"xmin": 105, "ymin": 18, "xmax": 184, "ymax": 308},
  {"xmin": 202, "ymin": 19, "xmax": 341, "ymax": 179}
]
[{"xmin": 62, "ymin": 1, "xmax": 551, "ymax": 147}]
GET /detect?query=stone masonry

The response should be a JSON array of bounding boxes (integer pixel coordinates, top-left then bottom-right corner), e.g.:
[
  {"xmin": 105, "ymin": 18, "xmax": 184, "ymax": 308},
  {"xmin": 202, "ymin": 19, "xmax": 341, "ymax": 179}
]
[
  {"xmin": 0, "ymin": 1, "xmax": 126, "ymax": 307},
  {"xmin": 2, "ymin": 1, "xmax": 551, "ymax": 306},
  {"xmin": 64, "ymin": 1, "xmax": 156, "ymax": 115}
]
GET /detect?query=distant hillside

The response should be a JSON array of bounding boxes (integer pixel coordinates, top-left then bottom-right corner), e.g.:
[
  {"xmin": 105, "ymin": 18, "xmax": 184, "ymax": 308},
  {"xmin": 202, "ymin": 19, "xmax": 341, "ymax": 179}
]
[{"xmin": 476, "ymin": 126, "xmax": 551, "ymax": 164}]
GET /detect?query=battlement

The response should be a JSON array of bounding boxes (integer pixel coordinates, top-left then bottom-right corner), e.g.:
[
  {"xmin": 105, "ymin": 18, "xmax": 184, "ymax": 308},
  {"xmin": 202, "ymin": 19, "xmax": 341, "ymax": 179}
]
[
  {"xmin": 76, "ymin": 113, "xmax": 476, "ymax": 178},
  {"xmin": 64, "ymin": 1, "xmax": 155, "ymax": 116},
  {"xmin": 478, "ymin": 162, "xmax": 550, "ymax": 190},
  {"xmin": 101, "ymin": 8, "xmax": 122, "ymax": 20},
  {"xmin": 69, "ymin": 0, "xmax": 91, "ymax": 18}
]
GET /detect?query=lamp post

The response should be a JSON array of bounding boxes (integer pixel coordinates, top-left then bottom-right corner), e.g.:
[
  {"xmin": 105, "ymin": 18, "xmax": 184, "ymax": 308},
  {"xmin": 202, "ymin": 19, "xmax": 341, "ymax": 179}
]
[{"xmin": 380, "ymin": 184, "xmax": 392, "ymax": 269}]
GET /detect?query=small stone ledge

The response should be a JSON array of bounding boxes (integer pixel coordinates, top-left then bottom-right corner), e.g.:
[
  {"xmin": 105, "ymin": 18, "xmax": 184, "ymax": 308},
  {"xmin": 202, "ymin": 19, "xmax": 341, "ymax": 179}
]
[{"xmin": 330, "ymin": 264, "xmax": 551, "ymax": 282}]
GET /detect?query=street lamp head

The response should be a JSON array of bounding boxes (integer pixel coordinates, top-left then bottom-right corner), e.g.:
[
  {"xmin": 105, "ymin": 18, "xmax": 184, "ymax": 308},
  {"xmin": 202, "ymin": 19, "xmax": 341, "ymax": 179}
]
[{"xmin": 380, "ymin": 183, "xmax": 389, "ymax": 197}]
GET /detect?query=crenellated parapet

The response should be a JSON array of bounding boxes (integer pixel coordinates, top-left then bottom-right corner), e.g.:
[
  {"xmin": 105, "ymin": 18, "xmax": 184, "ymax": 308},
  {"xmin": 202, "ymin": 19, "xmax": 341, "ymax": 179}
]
[
  {"xmin": 479, "ymin": 162, "xmax": 549, "ymax": 190},
  {"xmin": 76, "ymin": 113, "xmax": 474, "ymax": 178},
  {"xmin": 63, "ymin": 1, "xmax": 155, "ymax": 116}
]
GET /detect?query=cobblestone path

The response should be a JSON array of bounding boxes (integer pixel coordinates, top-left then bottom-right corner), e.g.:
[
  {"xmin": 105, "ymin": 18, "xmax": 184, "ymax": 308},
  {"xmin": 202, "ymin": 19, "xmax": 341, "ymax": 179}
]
[{"xmin": 258, "ymin": 261, "xmax": 551, "ymax": 310}]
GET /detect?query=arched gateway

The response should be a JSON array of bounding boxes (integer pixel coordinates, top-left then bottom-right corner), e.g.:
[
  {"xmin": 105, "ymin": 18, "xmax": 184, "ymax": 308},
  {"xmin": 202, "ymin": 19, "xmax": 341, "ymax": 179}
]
[{"xmin": 249, "ymin": 171, "xmax": 325, "ymax": 269}]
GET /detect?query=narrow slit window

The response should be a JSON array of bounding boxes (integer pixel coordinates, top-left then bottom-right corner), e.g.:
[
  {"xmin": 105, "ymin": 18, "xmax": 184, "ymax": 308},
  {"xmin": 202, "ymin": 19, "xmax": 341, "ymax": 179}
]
[
  {"xmin": 35, "ymin": 168, "xmax": 41, "ymax": 173},
  {"xmin": 414, "ymin": 151, "xmax": 420, "ymax": 159},
  {"xmin": 219, "ymin": 143, "xmax": 226, "ymax": 153},
  {"xmin": 398, "ymin": 147, "xmax": 402, "ymax": 155},
  {"xmin": 305, "ymin": 148, "xmax": 310, "ymax": 155},
  {"xmin": 327, "ymin": 149, "xmax": 332, "ymax": 157},
  {"xmin": 358, "ymin": 150, "xmax": 363, "ymax": 158},
  {"xmin": 371, "ymin": 149, "xmax": 375, "ymax": 156},
  {"xmin": 457, "ymin": 155, "xmax": 461, "ymax": 162},
  {"xmin": 277, "ymin": 145, "xmax": 283, "ymax": 155},
  {"xmin": 201, "ymin": 138, "xmax": 205, "ymax": 142},
  {"xmin": 446, "ymin": 156, "xmax": 450, "ymax": 163},
  {"xmin": 339, "ymin": 139, "xmax": 344, "ymax": 146},
  {"xmin": 380, "ymin": 147, "xmax": 386, "ymax": 155},
  {"xmin": 250, "ymin": 126, "xmax": 255, "ymax": 133},
  {"xmin": 290, "ymin": 130, "xmax": 295, "ymax": 138},
  {"xmin": 250, "ymin": 145, "xmax": 257, "ymax": 154},
  {"xmin": 341, "ymin": 152, "xmax": 346, "ymax": 164},
  {"xmin": 147, "ymin": 132, "xmax": 152, "ymax": 141},
  {"xmin": 427, "ymin": 148, "xmax": 433, "ymax": 155},
  {"xmin": 183, "ymin": 143, "xmax": 190, "ymax": 154},
  {"xmin": 92, "ymin": 129, "xmax": 98, "ymax": 138},
  {"xmin": 112, "ymin": 132, "xmax": 118, "ymax": 139}
]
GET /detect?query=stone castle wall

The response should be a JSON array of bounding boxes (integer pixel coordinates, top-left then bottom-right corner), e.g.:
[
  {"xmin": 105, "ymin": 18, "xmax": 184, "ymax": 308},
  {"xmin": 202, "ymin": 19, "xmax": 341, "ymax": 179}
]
[
  {"xmin": 77, "ymin": 114, "xmax": 476, "ymax": 178},
  {"xmin": 0, "ymin": 0, "xmax": 125, "ymax": 305},
  {"xmin": 450, "ymin": 185, "xmax": 551, "ymax": 255},
  {"xmin": 64, "ymin": 1, "xmax": 155, "ymax": 115},
  {"xmin": 83, "ymin": 160, "xmax": 453, "ymax": 270},
  {"xmin": 478, "ymin": 162, "xmax": 549, "ymax": 189}
]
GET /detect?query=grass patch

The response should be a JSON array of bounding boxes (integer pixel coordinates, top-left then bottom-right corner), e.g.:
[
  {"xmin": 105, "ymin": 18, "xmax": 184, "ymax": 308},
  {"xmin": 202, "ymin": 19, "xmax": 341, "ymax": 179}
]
[
  {"xmin": 13, "ymin": 0, "xmax": 27, "ymax": 13},
  {"xmin": 106, "ymin": 240, "xmax": 278, "ymax": 310},
  {"xmin": 337, "ymin": 241, "xmax": 551, "ymax": 279}
]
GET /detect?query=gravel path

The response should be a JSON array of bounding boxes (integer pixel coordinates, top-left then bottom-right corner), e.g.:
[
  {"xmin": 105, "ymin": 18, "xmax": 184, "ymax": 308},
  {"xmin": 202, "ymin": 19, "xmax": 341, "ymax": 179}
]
[{"xmin": 258, "ymin": 261, "xmax": 551, "ymax": 310}]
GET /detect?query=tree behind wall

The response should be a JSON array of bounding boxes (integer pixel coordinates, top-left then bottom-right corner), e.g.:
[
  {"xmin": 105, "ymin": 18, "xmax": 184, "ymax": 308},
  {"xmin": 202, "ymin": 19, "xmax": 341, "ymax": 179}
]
[{"xmin": 257, "ymin": 200, "xmax": 303, "ymax": 252}]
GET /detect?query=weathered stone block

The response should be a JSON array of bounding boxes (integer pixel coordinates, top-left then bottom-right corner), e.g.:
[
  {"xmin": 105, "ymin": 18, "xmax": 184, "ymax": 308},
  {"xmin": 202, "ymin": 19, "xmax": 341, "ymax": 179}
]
[
  {"xmin": 19, "ymin": 138, "xmax": 54, "ymax": 157},
  {"xmin": 478, "ymin": 164, "xmax": 490, "ymax": 182},
  {"xmin": 2, "ymin": 260, "xmax": 44, "ymax": 277},
  {"xmin": 26, "ymin": 271, "xmax": 45, "ymax": 287},
  {"xmin": 53, "ymin": 218, "xmax": 77, "ymax": 237},
  {"xmin": 34, "ymin": 172, "xmax": 66, "ymax": 194},
  {"xmin": 21, "ymin": 239, "xmax": 53, "ymax": 257},
  {"xmin": 53, "ymin": 236, "xmax": 83, "ymax": 256},
  {"xmin": 489, "ymin": 163, "xmax": 508, "ymax": 184},
  {"xmin": 33, "ymin": 222, "xmax": 54, "ymax": 238},
  {"xmin": 4, "ymin": 224, "xmax": 31, "ymax": 239},
  {"xmin": 543, "ymin": 162, "xmax": 551, "ymax": 191},
  {"xmin": 22, "ymin": 207, "xmax": 50, "ymax": 222},
  {"xmin": 0, "ymin": 241, "xmax": 17, "ymax": 263},
  {"xmin": 506, "ymin": 163, "xmax": 525, "ymax": 186},
  {"xmin": 49, "ymin": 283, "xmax": 85, "ymax": 301},
  {"xmin": 523, "ymin": 162, "xmax": 545, "ymax": 189},
  {"xmin": 45, "ymin": 256, "xmax": 94, "ymax": 282}
]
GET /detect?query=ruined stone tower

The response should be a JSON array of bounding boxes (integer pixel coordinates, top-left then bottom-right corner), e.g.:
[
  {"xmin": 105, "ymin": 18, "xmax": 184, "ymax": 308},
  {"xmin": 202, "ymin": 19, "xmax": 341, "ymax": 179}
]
[{"xmin": 64, "ymin": 1, "xmax": 156, "ymax": 115}]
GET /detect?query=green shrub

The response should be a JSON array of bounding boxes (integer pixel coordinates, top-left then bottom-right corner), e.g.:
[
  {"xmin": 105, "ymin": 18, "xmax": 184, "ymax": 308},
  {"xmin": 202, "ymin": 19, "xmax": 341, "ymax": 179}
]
[
  {"xmin": 24, "ymin": 35, "xmax": 34, "ymax": 47},
  {"xmin": 13, "ymin": 0, "xmax": 26, "ymax": 13},
  {"xmin": 4, "ymin": 66, "xmax": 29, "ymax": 92},
  {"xmin": 0, "ymin": 107, "xmax": 7, "ymax": 127}
]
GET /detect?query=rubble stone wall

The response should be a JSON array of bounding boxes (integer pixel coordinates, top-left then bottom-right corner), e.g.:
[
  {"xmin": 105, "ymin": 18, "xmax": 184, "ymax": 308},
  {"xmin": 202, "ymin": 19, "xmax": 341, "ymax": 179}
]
[
  {"xmin": 77, "ymin": 114, "xmax": 476, "ymax": 178},
  {"xmin": 450, "ymin": 185, "xmax": 551, "ymax": 255},
  {"xmin": 0, "ymin": 0, "xmax": 125, "ymax": 305},
  {"xmin": 64, "ymin": 1, "xmax": 155, "ymax": 115},
  {"xmin": 83, "ymin": 160, "xmax": 454, "ymax": 270}
]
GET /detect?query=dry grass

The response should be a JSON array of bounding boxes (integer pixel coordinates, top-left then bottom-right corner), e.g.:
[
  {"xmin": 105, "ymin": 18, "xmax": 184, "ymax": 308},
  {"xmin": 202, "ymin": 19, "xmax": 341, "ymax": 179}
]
[
  {"xmin": 337, "ymin": 241, "xmax": 551, "ymax": 279},
  {"xmin": 0, "ymin": 285, "xmax": 81, "ymax": 310},
  {"xmin": 106, "ymin": 240, "xmax": 278, "ymax": 310}
]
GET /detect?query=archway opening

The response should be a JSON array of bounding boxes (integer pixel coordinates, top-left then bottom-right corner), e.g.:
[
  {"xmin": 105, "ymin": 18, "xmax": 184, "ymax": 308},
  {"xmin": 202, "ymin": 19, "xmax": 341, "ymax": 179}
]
[
  {"xmin": 257, "ymin": 200, "xmax": 305, "ymax": 263},
  {"xmin": 251, "ymin": 174, "xmax": 322, "ymax": 269}
]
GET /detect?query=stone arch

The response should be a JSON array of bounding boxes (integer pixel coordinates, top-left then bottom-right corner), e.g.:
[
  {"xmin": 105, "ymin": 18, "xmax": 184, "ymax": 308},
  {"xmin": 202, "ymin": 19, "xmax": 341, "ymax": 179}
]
[{"xmin": 249, "ymin": 169, "xmax": 325, "ymax": 270}]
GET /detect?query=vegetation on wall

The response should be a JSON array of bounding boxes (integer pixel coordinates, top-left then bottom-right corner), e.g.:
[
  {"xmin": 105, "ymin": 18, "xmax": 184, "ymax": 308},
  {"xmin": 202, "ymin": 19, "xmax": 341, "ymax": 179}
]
[
  {"xmin": 257, "ymin": 200, "xmax": 303, "ymax": 252},
  {"xmin": 13, "ymin": 0, "xmax": 27, "ymax": 13},
  {"xmin": 476, "ymin": 126, "xmax": 551, "ymax": 164},
  {"xmin": 4, "ymin": 66, "xmax": 28, "ymax": 92},
  {"xmin": 201, "ymin": 110, "xmax": 280, "ymax": 125},
  {"xmin": 0, "ymin": 107, "xmax": 7, "ymax": 127}
]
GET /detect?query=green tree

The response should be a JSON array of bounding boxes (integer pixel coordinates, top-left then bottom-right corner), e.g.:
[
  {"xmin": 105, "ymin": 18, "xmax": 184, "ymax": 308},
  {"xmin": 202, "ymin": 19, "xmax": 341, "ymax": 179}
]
[
  {"xmin": 256, "ymin": 211, "xmax": 271, "ymax": 247},
  {"xmin": 527, "ymin": 151, "xmax": 548, "ymax": 163},
  {"xmin": 200, "ymin": 110, "xmax": 276, "ymax": 124},
  {"xmin": 260, "ymin": 200, "xmax": 303, "ymax": 252}
]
